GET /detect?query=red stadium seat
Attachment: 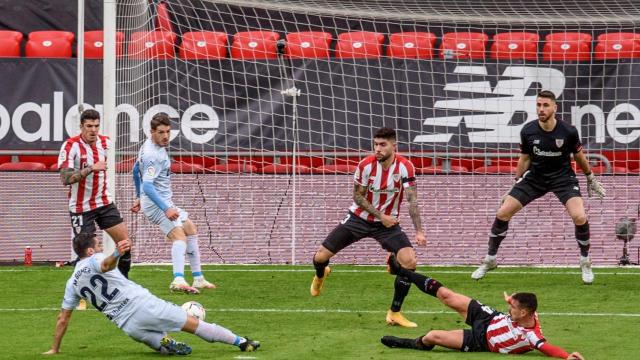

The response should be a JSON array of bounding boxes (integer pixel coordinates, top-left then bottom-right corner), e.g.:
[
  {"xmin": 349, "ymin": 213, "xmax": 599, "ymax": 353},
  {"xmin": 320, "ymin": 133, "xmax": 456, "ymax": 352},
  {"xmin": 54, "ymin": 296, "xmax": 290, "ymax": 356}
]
[
  {"xmin": 474, "ymin": 165, "xmax": 517, "ymax": 174},
  {"xmin": 128, "ymin": 31, "xmax": 176, "ymax": 59},
  {"xmin": 335, "ymin": 31, "xmax": 385, "ymax": 58},
  {"xmin": 408, "ymin": 157, "xmax": 434, "ymax": 168},
  {"xmin": 314, "ymin": 164, "xmax": 357, "ymax": 174},
  {"xmin": 0, "ymin": 162, "xmax": 47, "ymax": 171},
  {"xmin": 440, "ymin": 32, "xmax": 489, "ymax": 59},
  {"xmin": 173, "ymin": 156, "xmax": 220, "ymax": 168},
  {"xmin": 26, "ymin": 38, "xmax": 72, "ymax": 58},
  {"xmin": 589, "ymin": 165, "xmax": 629, "ymax": 174},
  {"xmin": 170, "ymin": 161, "xmax": 204, "ymax": 173},
  {"xmin": 594, "ymin": 32, "xmax": 640, "ymax": 59},
  {"xmin": 279, "ymin": 156, "xmax": 325, "ymax": 168},
  {"xmin": 17, "ymin": 155, "xmax": 57, "ymax": 167},
  {"xmin": 230, "ymin": 31, "xmax": 280, "ymax": 59},
  {"xmin": 261, "ymin": 164, "xmax": 312, "ymax": 174},
  {"xmin": 0, "ymin": 30, "xmax": 23, "ymax": 57},
  {"xmin": 156, "ymin": 2, "xmax": 173, "ymax": 33},
  {"xmin": 84, "ymin": 30, "xmax": 125, "ymax": 59},
  {"xmin": 450, "ymin": 158, "xmax": 485, "ymax": 171},
  {"xmin": 209, "ymin": 163, "xmax": 257, "ymax": 173},
  {"xmin": 387, "ymin": 32, "xmax": 436, "ymax": 59},
  {"xmin": 179, "ymin": 31, "xmax": 228, "ymax": 59},
  {"xmin": 417, "ymin": 165, "xmax": 469, "ymax": 174},
  {"xmin": 28, "ymin": 31, "xmax": 74, "ymax": 42},
  {"xmin": 491, "ymin": 32, "xmax": 539, "ymax": 60},
  {"xmin": 285, "ymin": 31, "xmax": 332, "ymax": 58},
  {"xmin": 114, "ymin": 158, "xmax": 136, "ymax": 173},
  {"xmin": 0, "ymin": 155, "xmax": 12, "ymax": 165},
  {"xmin": 543, "ymin": 32, "xmax": 592, "ymax": 61}
]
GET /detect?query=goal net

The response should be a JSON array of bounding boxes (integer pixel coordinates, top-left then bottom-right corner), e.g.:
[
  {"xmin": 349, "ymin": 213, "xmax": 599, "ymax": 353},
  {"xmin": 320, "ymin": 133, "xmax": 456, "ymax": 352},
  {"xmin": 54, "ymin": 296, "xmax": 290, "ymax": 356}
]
[{"xmin": 113, "ymin": 0, "xmax": 640, "ymax": 265}]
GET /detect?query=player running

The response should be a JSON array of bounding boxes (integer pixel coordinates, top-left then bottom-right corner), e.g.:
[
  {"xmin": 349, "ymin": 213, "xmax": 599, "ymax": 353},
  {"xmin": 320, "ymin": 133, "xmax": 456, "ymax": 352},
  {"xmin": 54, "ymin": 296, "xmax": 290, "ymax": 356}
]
[
  {"xmin": 131, "ymin": 113, "xmax": 215, "ymax": 294},
  {"xmin": 43, "ymin": 232, "xmax": 259, "ymax": 355},
  {"xmin": 310, "ymin": 127, "xmax": 427, "ymax": 328},
  {"xmin": 382, "ymin": 254, "xmax": 584, "ymax": 359},
  {"xmin": 58, "ymin": 109, "xmax": 132, "ymax": 278},
  {"xmin": 471, "ymin": 90, "xmax": 606, "ymax": 284}
]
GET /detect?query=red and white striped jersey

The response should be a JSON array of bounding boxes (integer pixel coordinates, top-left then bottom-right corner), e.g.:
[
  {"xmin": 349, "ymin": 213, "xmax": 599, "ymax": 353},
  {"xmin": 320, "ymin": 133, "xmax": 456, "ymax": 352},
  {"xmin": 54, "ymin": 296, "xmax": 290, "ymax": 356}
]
[
  {"xmin": 58, "ymin": 135, "xmax": 113, "ymax": 213},
  {"xmin": 349, "ymin": 154, "xmax": 417, "ymax": 222},
  {"xmin": 486, "ymin": 312, "xmax": 546, "ymax": 354}
]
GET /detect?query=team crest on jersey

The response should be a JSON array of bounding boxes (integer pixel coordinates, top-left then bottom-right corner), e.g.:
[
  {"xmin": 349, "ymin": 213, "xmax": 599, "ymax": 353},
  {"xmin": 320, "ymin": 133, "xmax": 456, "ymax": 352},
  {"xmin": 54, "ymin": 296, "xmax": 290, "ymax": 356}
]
[
  {"xmin": 146, "ymin": 166, "xmax": 156, "ymax": 177},
  {"xmin": 555, "ymin": 139, "xmax": 564, "ymax": 148},
  {"xmin": 393, "ymin": 173, "xmax": 401, "ymax": 182}
]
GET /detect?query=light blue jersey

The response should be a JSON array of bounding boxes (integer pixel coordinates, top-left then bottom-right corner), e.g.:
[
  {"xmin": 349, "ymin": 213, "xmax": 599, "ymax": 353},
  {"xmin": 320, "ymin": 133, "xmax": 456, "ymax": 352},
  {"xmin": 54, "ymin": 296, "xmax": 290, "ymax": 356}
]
[
  {"xmin": 62, "ymin": 253, "xmax": 155, "ymax": 328},
  {"xmin": 138, "ymin": 138, "xmax": 173, "ymax": 208}
]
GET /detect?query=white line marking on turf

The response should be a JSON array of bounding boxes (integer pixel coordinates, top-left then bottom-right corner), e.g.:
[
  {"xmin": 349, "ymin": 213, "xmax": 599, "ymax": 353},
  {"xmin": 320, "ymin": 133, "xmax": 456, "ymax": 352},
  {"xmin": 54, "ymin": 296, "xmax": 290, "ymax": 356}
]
[
  {"xmin": 1, "ymin": 307, "xmax": 639, "ymax": 317},
  {"xmin": 234, "ymin": 356, "xmax": 257, "ymax": 359}
]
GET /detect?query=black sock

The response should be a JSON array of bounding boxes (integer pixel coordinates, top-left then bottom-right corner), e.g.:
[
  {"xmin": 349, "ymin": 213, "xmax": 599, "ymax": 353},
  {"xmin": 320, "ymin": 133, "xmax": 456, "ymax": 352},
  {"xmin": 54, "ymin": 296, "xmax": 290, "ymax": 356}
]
[
  {"xmin": 313, "ymin": 259, "xmax": 329, "ymax": 278},
  {"xmin": 414, "ymin": 336, "xmax": 435, "ymax": 351},
  {"xmin": 404, "ymin": 271, "xmax": 443, "ymax": 297},
  {"xmin": 488, "ymin": 218, "xmax": 509, "ymax": 256},
  {"xmin": 390, "ymin": 273, "xmax": 412, "ymax": 312},
  {"xmin": 575, "ymin": 222, "xmax": 590, "ymax": 257},
  {"xmin": 118, "ymin": 251, "xmax": 131, "ymax": 279}
]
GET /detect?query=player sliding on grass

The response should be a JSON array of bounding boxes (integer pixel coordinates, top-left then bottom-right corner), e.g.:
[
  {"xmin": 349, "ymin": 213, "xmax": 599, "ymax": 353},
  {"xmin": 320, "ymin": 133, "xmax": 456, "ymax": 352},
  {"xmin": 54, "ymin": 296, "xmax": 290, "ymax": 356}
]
[
  {"xmin": 43, "ymin": 232, "xmax": 259, "ymax": 356},
  {"xmin": 381, "ymin": 254, "xmax": 584, "ymax": 359},
  {"xmin": 472, "ymin": 90, "xmax": 605, "ymax": 284},
  {"xmin": 310, "ymin": 127, "xmax": 427, "ymax": 328},
  {"xmin": 131, "ymin": 113, "xmax": 215, "ymax": 294}
]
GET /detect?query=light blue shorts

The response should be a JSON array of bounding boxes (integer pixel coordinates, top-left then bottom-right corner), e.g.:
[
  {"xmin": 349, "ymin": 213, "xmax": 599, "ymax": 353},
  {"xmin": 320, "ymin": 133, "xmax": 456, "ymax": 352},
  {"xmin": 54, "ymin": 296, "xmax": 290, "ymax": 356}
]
[
  {"xmin": 121, "ymin": 297, "xmax": 188, "ymax": 349},
  {"xmin": 142, "ymin": 202, "xmax": 189, "ymax": 236}
]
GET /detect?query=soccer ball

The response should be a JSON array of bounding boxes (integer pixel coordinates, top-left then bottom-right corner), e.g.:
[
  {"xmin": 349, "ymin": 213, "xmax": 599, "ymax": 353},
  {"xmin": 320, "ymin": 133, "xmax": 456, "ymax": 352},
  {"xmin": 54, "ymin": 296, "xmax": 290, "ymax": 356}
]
[{"xmin": 181, "ymin": 301, "xmax": 206, "ymax": 321}]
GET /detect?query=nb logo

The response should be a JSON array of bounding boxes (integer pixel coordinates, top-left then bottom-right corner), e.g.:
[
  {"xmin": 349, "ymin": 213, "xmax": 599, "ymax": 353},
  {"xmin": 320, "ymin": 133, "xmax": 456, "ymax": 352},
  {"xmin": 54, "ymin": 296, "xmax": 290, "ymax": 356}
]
[{"xmin": 414, "ymin": 66, "xmax": 565, "ymax": 144}]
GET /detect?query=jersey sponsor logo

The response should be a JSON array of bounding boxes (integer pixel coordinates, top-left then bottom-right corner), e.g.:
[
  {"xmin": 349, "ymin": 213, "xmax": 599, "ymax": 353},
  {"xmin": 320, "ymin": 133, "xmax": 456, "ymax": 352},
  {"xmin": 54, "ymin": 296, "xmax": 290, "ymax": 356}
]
[
  {"xmin": 533, "ymin": 146, "xmax": 562, "ymax": 157},
  {"xmin": 555, "ymin": 139, "xmax": 564, "ymax": 147},
  {"xmin": 414, "ymin": 66, "xmax": 565, "ymax": 144},
  {"xmin": 368, "ymin": 185, "xmax": 399, "ymax": 194}
]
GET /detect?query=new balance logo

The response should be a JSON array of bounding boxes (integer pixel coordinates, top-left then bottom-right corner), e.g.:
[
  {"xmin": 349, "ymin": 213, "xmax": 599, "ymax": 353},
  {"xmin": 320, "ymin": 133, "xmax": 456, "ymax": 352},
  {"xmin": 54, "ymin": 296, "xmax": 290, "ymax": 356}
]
[{"xmin": 414, "ymin": 66, "xmax": 565, "ymax": 144}]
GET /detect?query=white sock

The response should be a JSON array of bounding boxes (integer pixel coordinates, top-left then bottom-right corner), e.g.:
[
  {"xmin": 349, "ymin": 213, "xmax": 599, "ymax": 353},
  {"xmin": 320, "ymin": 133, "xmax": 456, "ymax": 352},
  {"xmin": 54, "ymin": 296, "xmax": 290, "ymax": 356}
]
[
  {"xmin": 580, "ymin": 255, "xmax": 590, "ymax": 262},
  {"xmin": 187, "ymin": 235, "xmax": 203, "ymax": 277},
  {"xmin": 485, "ymin": 255, "xmax": 497, "ymax": 262},
  {"xmin": 194, "ymin": 320, "xmax": 245, "ymax": 346},
  {"xmin": 171, "ymin": 240, "xmax": 187, "ymax": 278}
]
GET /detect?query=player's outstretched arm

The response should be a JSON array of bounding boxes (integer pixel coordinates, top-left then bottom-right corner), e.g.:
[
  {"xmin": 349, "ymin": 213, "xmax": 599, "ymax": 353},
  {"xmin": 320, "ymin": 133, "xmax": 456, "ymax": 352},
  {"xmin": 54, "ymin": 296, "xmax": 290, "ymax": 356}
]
[
  {"xmin": 574, "ymin": 151, "xmax": 605, "ymax": 198},
  {"xmin": 538, "ymin": 341, "xmax": 584, "ymax": 359},
  {"xmin": 43, "ymin": 309, "xmax": 73, "ymax": 355},
  {"xmin": 100, "ymin": 239, "xmax": 132, "ymax": 273},
  {"xmin": 405, "ymin": 185, "xmax": 426, "ymax": 246},
  {"xmin": 514, "ymin": 153, "xmax": 531, "ymax": 179}
]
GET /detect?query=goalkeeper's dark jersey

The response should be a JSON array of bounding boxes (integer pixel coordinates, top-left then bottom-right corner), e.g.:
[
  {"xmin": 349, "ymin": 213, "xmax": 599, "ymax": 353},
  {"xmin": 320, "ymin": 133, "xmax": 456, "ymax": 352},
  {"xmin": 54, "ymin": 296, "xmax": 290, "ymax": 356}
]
[{"xmin": 520, "ymin": 119, "xmax": 582, "ymax": 179}]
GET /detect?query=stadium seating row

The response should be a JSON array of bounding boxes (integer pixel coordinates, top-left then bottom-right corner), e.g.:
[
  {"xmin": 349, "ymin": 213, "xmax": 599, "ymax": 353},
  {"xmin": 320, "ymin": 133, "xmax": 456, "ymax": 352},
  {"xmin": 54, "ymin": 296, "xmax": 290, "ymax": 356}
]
[
  {"xmin": 1, "ymin": 29, "xmax": 639, "ymax": 60},
  {"xmin": 1, "ymin": 159, "xmax": 637, "ymax": 174}
]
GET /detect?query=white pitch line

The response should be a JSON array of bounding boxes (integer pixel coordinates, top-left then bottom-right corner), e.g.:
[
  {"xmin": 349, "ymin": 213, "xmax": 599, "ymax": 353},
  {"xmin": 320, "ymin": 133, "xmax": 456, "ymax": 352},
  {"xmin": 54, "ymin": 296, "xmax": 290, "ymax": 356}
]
[{"xmin": 1, "ymin": 307, "xmax": 639, "ymax": 317}]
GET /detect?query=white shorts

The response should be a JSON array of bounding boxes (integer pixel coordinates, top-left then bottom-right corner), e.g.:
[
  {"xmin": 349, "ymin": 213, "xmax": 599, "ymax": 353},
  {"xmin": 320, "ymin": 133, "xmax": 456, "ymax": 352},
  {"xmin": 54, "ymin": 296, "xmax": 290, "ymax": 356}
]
[
  {"xmin": 142, "ymin": 203, "xmax": 189, "ymax": 236},
  {"xmin": 121, "ymin": 296, "xmax": 188, "ymax": 348}
]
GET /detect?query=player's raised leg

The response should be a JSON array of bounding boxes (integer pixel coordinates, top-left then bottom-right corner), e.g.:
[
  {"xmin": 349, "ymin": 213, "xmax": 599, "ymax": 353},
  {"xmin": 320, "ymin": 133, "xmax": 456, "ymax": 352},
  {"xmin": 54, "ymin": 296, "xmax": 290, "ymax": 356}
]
[
  {"xmin": 386, "ymin": 246, "xmax": 418, "ymax": 328},
  {"xmin": 565, "ymin": 197, "xmax": 594, "ymax": 284},
  {"xmin": 181, "ymin": 315, "xmax": 260, "ymax": 352},
  {"xmin": 310, "ymin": 245, "xmax": 334, "ymax": 296},
  {"xmin": 182, "ymin": 220, "xmax": 216, "ymax": 289},
  {"xmin": 104, "ymin": 221, "xmax": 132, "ymax": 278},
  {"xmin": 168, "ymin": 226, "xmax": 199, "ymax": 294},
  {"xmin": 472, "ymin": 194, "xmax": 523, "ymax": 280}
]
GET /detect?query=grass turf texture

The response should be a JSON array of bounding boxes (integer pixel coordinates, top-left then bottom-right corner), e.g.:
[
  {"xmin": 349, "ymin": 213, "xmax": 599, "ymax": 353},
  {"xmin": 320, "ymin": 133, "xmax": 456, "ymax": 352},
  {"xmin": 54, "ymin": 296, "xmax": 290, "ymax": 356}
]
[{"xmin": 1, "ymin": 264, "xmax": 639, "ymax": 359}]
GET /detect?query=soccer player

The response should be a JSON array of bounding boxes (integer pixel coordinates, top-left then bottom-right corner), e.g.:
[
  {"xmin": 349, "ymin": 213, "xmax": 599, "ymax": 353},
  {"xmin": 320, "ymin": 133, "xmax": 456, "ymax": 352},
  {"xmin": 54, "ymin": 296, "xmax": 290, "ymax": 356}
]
[
  {"xmin": 43, "ymin": 233, "xmax": 259, "ymax": 355},
  {"xmin": 131, "ymin": 113, "xmax": 215, "ymax": 294},
  {"xmin": 471, "ymin": 90, "xmax": 605, "ymax": 284},
  {"xmin": 58, "ymin": 109, "xmax": 132, "ymax": 278},
  {"xmin": 310, "ymin": 127, "xmax": 427, "ymax": 328},
  {"xmin": 381, "ymin": 254, "xmax": 585, "ymax": 359}
]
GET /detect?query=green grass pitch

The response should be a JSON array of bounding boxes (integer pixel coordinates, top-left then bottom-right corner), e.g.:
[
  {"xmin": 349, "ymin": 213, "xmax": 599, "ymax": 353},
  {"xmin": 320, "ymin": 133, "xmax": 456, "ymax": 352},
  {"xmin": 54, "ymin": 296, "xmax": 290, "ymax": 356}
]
[{"xmin": 1, "ymin": 264, "xmax": 639, "ymax": 359}]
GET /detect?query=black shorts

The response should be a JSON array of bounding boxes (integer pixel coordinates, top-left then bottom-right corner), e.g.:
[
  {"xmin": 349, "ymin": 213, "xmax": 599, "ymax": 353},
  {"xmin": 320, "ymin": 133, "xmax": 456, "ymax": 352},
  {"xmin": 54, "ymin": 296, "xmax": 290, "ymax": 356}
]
[
  {"xmin": 321, "ymin": 212, "xmax": 412, "ymax": 254},
  {"xmin": 509, "ymin": 170, "xmax": 581, "ymax": 206},
  {"xmin": 461, "ymin": 300, "xmax": 496, "ymax": 352},
  {"xmin": 69, "ymin": 203, "xmax": 124, "ymax": 236}
]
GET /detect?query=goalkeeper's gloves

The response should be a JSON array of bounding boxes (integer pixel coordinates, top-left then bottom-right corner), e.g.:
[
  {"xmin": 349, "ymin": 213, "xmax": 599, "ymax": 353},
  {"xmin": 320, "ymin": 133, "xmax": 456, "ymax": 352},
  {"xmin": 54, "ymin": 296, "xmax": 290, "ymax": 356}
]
[{"xmin": 585, "ymin": 172, "xmax": 606, "ymax": 199}]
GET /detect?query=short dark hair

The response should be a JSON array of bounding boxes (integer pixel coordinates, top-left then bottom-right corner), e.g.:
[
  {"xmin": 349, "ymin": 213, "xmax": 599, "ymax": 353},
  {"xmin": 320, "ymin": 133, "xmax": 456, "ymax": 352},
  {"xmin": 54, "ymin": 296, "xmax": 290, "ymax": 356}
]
[
  {"xmin": 73, "ymin": 232, "xmax": 97, "ymax": 258},
  {"xmin": 373, "ymin": 127, "xmax": 396, "ymax": 141},
  {"xmin": 537, "ymin": 90, "xmax": 557, "ymax": 103},
  {"xmin": 150, "ymin": 113, "xmax": 171, "ymax": 130},
  {"xmin": 511, "ymin": 292, "xmax": 538, "ymax": 313},
  {"xmin": 80, "ymin": 109, "xmax": 100, "ymax": 124}
]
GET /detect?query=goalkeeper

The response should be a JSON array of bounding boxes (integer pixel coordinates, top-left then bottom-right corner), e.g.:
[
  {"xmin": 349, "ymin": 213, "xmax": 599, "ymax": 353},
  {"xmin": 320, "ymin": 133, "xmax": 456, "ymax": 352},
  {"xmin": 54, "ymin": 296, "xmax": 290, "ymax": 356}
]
[{"xmin": 472, "ymin": 90, "xmax": 606, "ymax": 284}]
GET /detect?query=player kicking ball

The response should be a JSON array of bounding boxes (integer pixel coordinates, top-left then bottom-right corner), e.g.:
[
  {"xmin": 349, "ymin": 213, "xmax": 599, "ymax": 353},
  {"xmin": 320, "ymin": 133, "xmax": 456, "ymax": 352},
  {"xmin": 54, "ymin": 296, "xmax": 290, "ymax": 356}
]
[
  {"xmin": 43, "ymin": 232, "xmax": 259, "ymax": 356},
  {"xmin": 471, "ymin": 90, "xmax": 605, "ymax": 284},
  {"xmin": 131, "ymin": 113, "xmax": 215, "ymax": 294},
  {"xmin": 381, "ymin": 254, "xmax": 584, "ymax": 359}
]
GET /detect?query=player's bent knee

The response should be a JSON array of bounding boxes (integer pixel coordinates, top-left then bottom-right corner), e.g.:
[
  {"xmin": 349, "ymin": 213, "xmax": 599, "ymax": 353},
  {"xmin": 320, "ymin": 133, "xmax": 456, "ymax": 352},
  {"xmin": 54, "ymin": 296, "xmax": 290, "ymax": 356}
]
[{"xmin": 396, "ymin": 248, "xmax": 417, "ymax": 269}]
